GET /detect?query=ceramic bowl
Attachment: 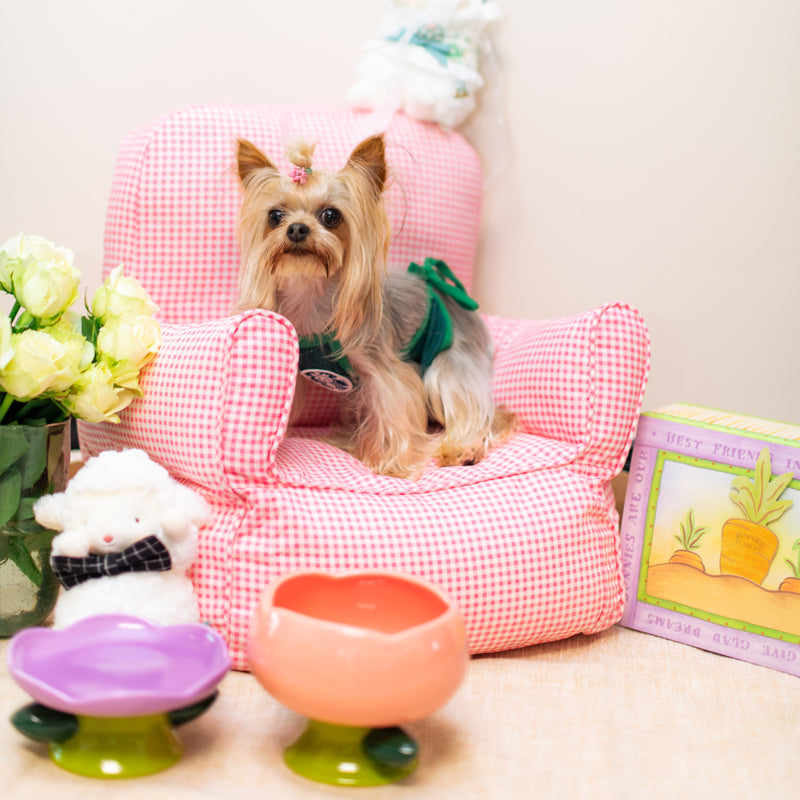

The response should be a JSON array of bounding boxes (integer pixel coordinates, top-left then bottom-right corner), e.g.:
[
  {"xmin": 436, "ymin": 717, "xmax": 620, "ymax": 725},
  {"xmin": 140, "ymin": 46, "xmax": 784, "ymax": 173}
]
[
  {"xmin": 7, "ymin": 614, "xmax": 231, "ymax": 717},
  {"xmin": 247, "ymin": 570, "xmax": 469, "ymax": 727}
]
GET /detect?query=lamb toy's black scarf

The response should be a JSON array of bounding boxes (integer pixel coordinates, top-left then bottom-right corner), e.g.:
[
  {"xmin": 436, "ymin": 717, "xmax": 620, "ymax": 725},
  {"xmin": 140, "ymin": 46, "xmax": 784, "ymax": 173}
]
[{"xmin": 50, "ymin": 535, "xmax": 172, "ymax": 590}]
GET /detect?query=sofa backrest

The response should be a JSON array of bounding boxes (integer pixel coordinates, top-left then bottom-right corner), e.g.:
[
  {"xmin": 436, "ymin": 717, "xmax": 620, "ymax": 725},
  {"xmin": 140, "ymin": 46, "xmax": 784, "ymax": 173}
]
[{"xmin": 104, "ymin": 105, "xmax": 483, "ymax": 324}]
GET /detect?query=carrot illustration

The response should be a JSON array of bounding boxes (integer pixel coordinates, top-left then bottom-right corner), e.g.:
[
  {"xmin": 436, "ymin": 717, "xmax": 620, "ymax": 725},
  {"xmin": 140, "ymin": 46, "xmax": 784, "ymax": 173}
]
[
  {"xmin": 720, "ymin": 448, "xmax": 794, "ymax": 585},
  {"xmin": 670, "ymin": 508, "xmax": 709, "ymax": 572},
  {"xmin": 779, "ymin": 539, "xmax": 800, "ymax": 594}
]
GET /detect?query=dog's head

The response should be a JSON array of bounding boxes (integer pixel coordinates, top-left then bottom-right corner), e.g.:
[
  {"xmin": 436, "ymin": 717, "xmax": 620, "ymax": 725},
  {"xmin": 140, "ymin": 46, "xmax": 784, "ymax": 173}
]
[{"xmin": 233, "ymin": 134, "xmax": 390, "ymax": 342}]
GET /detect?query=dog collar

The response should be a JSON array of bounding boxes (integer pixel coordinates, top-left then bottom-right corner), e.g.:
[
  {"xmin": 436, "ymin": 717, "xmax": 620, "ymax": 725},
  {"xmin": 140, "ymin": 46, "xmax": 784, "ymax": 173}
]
[
  {"xmin": 297, "ymin": 333, "xmax": 357, "ymax": 393},
  {"xmin": 50, "ymin": 534, "xmax": 172, "ymax": 590},
  {"xmin": 297, "ymin": 259, "xmax": 479, "ymax": 392}
]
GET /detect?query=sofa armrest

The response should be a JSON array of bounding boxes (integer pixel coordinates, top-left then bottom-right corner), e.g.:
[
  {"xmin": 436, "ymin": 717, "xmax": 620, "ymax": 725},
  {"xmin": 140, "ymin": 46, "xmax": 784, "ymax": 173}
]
[
  {"xmin": 78, "ymin": 310, "xmax": 298, "ymax": 492},
  {"xmin": 487, "ymin": 302, "xmax": 650, "ymax": 479}
]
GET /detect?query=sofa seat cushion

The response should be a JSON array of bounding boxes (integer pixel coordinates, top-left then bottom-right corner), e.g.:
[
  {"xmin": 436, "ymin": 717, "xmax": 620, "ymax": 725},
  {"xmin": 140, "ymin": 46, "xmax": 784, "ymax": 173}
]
[
  {"xmin": 220, "ymin": 466, "xmax": 625, "ymax": 664},
  {"xmin": 274, "ymin": 431, "xmax": 578, "ymax": 494}
]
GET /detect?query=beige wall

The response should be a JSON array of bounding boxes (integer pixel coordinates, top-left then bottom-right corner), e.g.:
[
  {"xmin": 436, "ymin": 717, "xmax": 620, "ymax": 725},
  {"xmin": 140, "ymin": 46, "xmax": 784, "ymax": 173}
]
[{"xmin": 2, "ymin": 0, "xmax": 798, "ymax": 423}]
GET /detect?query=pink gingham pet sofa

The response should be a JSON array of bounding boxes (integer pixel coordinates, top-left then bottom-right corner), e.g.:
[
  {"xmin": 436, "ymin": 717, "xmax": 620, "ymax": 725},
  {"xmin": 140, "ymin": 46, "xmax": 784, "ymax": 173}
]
[{"xmin": 79, "ymin": 105, "xmax": 650, "ymax": 670}]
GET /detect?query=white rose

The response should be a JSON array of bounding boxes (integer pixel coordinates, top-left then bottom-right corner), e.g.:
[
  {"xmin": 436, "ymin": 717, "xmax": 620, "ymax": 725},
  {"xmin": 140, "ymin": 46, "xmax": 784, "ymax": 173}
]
[
  {"xmin": 96, "ymin": 313, "xmax": 161, "ymax": 371},
  {"xmin": 12, "ymin": 244, "xmax": 81, "ymax": 322},
  {"xmin": 0, "ymin": 233, "xmax": 40, "ymax": 293},
  {"xmin": 0, "ymin": 329, "xmax": 78, "ymax": 400},
  {"xmin": 1, "ymin": 234, "xmax": 75, "ymax": 296},
  {"xmin": 1, "ymin": 233, "xmax": 73, "ymax": 263},
  {"xmin": 0, "ymin": 249, "xmax": 14, "ymax": 293},
  {"xmin": 61, "ymin": 362, "xmax": 136, "ymax": 423},
  {"xmin": 90, "ymin": 265, "xmax": 158, "ymax": 323},
  {"xmin": 102, "ymin": 360, "xmax": 143, "ymax": 393},
  {"xmin": 0, "ymin": 233, "xmax": 31, "ymax": 261},
  {"xmin": 45, "ymin": 317, "xmax": 95, "ymax": 372}
]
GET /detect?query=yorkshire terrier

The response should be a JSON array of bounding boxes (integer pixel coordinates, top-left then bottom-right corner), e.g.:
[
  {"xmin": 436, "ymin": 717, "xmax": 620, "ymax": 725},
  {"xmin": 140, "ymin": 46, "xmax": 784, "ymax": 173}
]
[{"xmin": 233, "ymin": 133, "xmax": 515, "ymax": 479}]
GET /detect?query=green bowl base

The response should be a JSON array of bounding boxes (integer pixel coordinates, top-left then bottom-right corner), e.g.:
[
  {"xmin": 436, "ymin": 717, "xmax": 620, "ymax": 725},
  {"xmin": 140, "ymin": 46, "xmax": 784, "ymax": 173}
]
[
  {"xmin": 49, "ymin": 713, "xmax": 182, "ymax": 778},
  {"xmin": 284, "ymin": 719, "xmax": 417, "ymax": 787}
]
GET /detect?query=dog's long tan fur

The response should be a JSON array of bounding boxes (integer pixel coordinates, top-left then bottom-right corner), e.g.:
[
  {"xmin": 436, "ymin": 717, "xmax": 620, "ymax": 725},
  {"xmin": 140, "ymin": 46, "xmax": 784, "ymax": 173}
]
[{"xmin": 233, "ymin": 134, "xmax": 515, "ymax": 479}]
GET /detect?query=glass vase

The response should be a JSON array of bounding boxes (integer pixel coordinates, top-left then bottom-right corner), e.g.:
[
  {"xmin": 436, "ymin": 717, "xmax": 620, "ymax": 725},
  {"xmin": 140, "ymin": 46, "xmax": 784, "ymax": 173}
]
[{"xmin": 0, "ymin": 420, "xmax": 71, "ymax": 637}]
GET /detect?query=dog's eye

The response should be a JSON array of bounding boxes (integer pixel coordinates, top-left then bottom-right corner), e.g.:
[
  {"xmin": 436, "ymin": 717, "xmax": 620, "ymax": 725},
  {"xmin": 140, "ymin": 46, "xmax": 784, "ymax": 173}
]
[
  {"xmin": 319, "ymin": 208, "xmax": 342, "ymax": 229},
  {"xmin": 267, "ymin": 209, "xmax": 284, "ymax": 228}
]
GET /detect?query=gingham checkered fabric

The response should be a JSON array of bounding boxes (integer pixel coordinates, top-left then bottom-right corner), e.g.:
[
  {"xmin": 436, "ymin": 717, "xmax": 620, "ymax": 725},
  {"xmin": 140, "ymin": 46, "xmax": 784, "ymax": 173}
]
[
  {"xmin": 80, "ymin": 105, "xmax": 651, "ymax": 670},
  {"xmin": 51, "ymin": 535, "xmax": 172, "ymax": 589},
  {"xmin": 103, "ymin": 104, "xmax": 481, "ymax": 324}
]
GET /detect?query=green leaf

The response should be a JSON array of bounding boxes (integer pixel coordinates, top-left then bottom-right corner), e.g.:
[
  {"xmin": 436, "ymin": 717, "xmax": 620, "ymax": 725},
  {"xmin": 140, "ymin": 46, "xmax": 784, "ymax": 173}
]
[
  {"xmin": 8, "ymin": 518, "xmax": 50, "ymax": 536},
  {"xmin": 16, "ymin": 497, "xmax": 36, "ymax": 521},
  {"xmin": 8, "ymin": 534, "xmax": 42, "ymax": 585},
  {"xmin": 0, "ymin": 467, "xmax": 22, "ymax": 528},
  {"xmin": 20, "ymin": 426, "xmax": 48, "ymax": 489},
  {"xmin": 9, "ymin": 426, "xmax": 47, "ymax": 489},
  {"xmin": 24, "ymin": 530, "xmax": 54, "ymax": 551},
  {"xmin": 81, "ymin": 314, "xmax": 102, "ymax": 348},
  {"xmin": 0, "ymin": 426, "xmax": 28, "ymax": 473}
]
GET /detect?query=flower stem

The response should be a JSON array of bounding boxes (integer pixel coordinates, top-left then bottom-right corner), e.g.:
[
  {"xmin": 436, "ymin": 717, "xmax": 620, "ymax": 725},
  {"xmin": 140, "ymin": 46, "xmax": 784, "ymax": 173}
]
[
  {"xmin": 0, "ymin": 393, "xmax": 13, "ymax": 423},
  {"xmin": 9, "ymin": 300, "xmax": 20, "ymax": 326},
  {"xmin": 13, "ymin": 399, "xmax": 38, "ymax": 421},
  {"xmin": 12, "ymin": 397, "xmax": 68, "ymax": 425},
  {"xmin": 14, "ymin": 311, "xmax": 37, "ymax": 332}
]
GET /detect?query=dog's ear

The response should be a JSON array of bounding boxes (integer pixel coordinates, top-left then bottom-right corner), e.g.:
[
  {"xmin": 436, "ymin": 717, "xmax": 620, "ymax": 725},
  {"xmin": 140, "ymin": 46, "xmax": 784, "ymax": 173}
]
[
  {"xmin": 345, "ymin": 134, "xmax": 387, "ymax": 195},
  {"xmin": 236, "ymin": 139, "xmax": 277, "ymax": 184}
]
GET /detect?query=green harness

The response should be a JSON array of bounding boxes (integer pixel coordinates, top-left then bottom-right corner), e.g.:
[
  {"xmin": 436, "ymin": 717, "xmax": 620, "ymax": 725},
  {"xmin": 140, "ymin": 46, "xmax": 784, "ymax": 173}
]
[{"xmin": 297, "ymin": 259, "xmax": 478, "ymax": 393}]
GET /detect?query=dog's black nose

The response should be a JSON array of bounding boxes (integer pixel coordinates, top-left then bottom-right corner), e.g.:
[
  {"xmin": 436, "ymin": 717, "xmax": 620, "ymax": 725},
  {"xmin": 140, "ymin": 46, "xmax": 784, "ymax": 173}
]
[{"xmin": 287, "ymin": 223, "xmax": 310, "ymax": 243}]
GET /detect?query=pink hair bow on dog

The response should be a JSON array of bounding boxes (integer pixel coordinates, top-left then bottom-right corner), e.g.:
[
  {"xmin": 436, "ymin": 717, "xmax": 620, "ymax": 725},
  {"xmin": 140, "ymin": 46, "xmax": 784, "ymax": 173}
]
[{"xmin": 290, "ymin": 166, "xmax": 312, "ymax": 184}]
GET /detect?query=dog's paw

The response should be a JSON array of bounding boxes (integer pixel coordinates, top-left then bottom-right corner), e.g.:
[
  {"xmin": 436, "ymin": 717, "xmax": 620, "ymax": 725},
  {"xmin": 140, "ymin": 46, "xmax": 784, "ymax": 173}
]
[
  {"xmin": 434, "ymin": 438, "xmax": 486, "ymax": 468},
  {"xmin": 435, "ymin": 407, "xmax": 517, "ymax": 468},
  {"xmin": 328, "ymin": 428, "xmax": 433, "ymax": 480}
]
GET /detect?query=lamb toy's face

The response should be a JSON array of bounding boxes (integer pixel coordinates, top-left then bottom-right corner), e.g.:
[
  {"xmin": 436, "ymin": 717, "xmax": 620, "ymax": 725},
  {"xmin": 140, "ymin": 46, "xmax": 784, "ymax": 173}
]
[
  {"xmin": 34, "ymin": 448, "xmax": 210, "ymax": 562},
  {"xmin": 37, "ymin": 486, "xmax": 171, "ymax": 559},
  {"xmin": 61, "ymin": 487, "xmax": 164, "ymax": 555}
]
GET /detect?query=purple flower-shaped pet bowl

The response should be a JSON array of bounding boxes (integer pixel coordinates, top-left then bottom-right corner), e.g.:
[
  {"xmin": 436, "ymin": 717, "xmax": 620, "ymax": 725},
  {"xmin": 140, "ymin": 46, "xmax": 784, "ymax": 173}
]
[
  {"xmin": 7, "ymin": 615, "xmax": 231, "ymax": 778},
  {"xmin": 8, "ymin": 614, "xmax": 231, "ymax": 717}
]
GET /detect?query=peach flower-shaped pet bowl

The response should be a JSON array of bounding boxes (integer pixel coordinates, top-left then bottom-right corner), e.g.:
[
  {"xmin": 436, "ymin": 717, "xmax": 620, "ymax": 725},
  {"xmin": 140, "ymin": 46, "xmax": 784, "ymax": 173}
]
[{"xmin": 248, "ymin": 570, "xmax": 469, "ymax": 786}]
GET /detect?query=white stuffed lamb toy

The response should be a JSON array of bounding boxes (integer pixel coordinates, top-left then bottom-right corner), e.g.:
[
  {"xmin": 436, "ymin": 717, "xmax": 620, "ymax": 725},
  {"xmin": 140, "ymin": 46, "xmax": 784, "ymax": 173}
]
[{"xmin": 33, "ymin": 448, "xmax": 211, "ymax": 628}]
